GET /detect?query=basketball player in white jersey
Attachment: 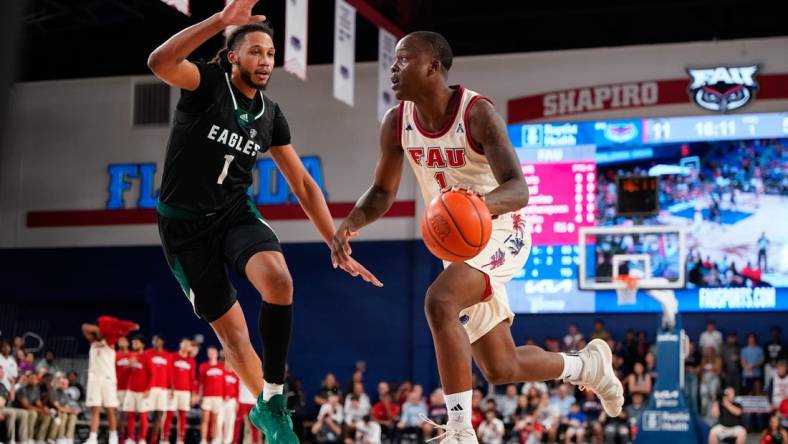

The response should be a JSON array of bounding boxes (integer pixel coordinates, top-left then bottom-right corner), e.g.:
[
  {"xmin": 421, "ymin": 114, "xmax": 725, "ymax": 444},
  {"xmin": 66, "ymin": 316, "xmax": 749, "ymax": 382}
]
[
  {"xmin": 331, "ymin": 31, "xmax": 623, "ymax": 442},
  {"xmin": 82, "ymin": 320, "xmax": 139, "ymax": 444}
]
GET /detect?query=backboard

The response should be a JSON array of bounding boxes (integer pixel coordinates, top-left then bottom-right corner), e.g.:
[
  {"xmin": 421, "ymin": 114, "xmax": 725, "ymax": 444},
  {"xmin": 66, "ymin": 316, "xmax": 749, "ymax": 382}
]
[{"xmin": 578, "ymin": 225, "xmax": 686, "ymax": 290}]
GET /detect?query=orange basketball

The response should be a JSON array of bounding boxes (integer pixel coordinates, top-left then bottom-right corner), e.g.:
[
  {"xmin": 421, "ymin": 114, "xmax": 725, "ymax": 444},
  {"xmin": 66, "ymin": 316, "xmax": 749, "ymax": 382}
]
[{"xmin": 420, "ymin": 190, "xmax": 493, "ymax": 262}]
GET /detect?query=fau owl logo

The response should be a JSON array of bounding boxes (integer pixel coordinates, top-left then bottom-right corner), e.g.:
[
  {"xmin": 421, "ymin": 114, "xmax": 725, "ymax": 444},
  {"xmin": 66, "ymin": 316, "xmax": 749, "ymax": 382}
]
[{"xmin": 687, "ymin": 65, "xmax": 759, "ymax": 112}]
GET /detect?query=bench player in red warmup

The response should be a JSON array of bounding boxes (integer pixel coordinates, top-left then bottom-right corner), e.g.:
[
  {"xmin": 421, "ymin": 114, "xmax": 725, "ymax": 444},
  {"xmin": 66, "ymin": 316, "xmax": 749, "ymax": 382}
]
[
  {"xmin": 145, "ymin": 336, "xmax": 172, "ymax": 444},
  {"xmin": 198, "ymin": 346, "xmax": 225, "ymax": 444},
  {"xmin": 164, "ymin": 338, "xmax": 196, "ymax": 444},
  {"xmin": 332, "ymin": 31, "xmax": 624, "ymax": 443},
  {"xmin": 125, "ymin": 336, "xmax": 152, "ymax": 444}
]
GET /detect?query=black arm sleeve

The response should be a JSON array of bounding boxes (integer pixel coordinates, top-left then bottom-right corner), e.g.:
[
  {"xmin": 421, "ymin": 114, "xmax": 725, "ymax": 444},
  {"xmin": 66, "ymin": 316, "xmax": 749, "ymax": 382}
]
[
  {"xmin": 270, "ymin": 103, "xmax": 292, "ymax": 147},
  {"xmin": 177, "ymin": 62, "xmax": 224, "ymax": 113}
]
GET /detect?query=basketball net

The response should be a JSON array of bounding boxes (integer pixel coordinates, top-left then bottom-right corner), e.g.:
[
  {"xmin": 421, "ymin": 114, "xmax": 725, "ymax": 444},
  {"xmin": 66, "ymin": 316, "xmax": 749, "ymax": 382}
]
[{"xmin": 615, "ymin": 274, "xmax": 639, "ymax": 305}]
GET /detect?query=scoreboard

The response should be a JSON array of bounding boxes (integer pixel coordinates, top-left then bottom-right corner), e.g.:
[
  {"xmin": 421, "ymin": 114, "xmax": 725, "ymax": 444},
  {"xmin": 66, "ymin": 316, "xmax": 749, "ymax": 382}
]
[
  {"xmin": 506, "ymin": 111, "xmax": 788, "ymax": 314},
  {"xmin": 509, "ymin": 112, "xmax": 788, "ymax": 149}
]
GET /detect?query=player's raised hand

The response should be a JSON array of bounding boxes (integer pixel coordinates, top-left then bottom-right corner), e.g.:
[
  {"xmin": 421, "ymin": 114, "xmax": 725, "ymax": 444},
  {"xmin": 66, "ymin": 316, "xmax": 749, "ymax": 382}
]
[
  {"xmin": 219, "ymin": 0, "xmax": 266, "ymax": 26},
  {"xmin": 340, "ymin": 257, "xmax": 383, "ymax": 288}
]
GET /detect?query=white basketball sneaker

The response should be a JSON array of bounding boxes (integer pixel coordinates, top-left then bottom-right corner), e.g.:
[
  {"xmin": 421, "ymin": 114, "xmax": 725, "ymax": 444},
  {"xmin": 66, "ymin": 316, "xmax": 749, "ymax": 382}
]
[
  {"xmin": 424, "ymin": 418, "xmax": 478, "ymax": 444},
  {"xmin": 572, "ymin": 339, "xmax": 624, "ymax": 417}
]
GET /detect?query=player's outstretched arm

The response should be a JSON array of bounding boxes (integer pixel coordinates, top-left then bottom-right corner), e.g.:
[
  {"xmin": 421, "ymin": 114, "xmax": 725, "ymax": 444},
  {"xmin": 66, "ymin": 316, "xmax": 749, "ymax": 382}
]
[
  {"xmin": 270, "ymin": 145, "xmax": 382, "ymax": 287},
  {"xmin": 147, "ymin": 0, "xmax": 266, "ymax": 90},
  {"xmin": 469, "ymin": 100, "xmax": 529, "ymax": 215},
  {"xmin": 331, "ymin": 107, "xmax": 404, "ymax": 268}
]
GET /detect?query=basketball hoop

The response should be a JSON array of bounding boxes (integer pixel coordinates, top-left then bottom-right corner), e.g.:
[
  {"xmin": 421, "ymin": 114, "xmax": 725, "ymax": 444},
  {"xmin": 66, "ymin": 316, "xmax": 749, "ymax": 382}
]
[{"xmin": 615, "ymin": 274, "xmax": 640, "ymax": 305}]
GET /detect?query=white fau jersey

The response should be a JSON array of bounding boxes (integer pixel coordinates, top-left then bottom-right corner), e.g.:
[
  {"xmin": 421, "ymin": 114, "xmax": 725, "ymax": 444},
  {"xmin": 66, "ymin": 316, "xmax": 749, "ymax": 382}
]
[
  {"xmin": 399, "ymin": 85, "xmax": 500, "ymax": 208},
  {"xmin": 89, "ymin": 339, "xmax": 117, "ymax": 382}
]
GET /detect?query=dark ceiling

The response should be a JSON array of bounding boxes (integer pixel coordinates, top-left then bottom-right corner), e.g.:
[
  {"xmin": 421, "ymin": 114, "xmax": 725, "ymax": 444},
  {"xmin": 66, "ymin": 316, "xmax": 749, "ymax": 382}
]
[{"xmin": 17, "ymin": 0, "xmax": 787, "ymax": 82}]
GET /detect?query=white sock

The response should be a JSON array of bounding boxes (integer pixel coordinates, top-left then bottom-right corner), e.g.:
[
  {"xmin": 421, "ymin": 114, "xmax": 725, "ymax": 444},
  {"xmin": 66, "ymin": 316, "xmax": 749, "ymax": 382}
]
[
  {"xmin": 444, "ymin": 389, "xmax": 472, "ymax": 426},
  {"xmin": 108, "ymin": 431, "xmax": 118, "ymax": 444},
  {"xmin": 559, "ymin": 353, "xmax": 583, "ymax": 381},
  {"xmin": 89, "ymin": 433, "xmax": 98, "ymax": 441},
  {"xmin": 262, "ymin": 380, "xmax": 284, "ymax": 401}
]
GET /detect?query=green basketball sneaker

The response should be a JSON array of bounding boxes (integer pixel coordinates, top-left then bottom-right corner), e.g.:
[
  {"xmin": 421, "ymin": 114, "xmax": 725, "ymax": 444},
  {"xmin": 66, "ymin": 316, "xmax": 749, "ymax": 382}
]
[{"xmin": 249, "ymin": 393, "xmax": 299, "ymax": 444}]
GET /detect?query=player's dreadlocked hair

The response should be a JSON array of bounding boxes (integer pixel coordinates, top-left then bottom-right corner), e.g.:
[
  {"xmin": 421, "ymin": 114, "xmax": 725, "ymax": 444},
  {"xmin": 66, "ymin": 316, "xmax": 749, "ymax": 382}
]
[
  {"xmin": 211, "ymin": 22, "xmax": 275, "ymax": 72},
  {"xmin": 408, "ymin": 31, "xmax": 453, "ymax": 72}
]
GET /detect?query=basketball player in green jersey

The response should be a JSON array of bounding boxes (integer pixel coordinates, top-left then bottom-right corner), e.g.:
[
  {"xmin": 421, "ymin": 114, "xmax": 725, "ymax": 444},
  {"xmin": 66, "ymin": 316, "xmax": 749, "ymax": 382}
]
[{"xmin": 147, "ymin": 1, "xmax": 380, "ymax": 442}]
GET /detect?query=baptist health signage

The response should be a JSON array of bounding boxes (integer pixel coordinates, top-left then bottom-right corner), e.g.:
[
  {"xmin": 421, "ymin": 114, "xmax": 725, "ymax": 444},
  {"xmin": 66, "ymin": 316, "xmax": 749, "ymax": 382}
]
[
  {"xmin": 635, "ymin": 318, "xmax": 703, "ymax": 444},
  {"xmin": 106, "ymin": 156, "xmax": 326, "ymax": 209}
]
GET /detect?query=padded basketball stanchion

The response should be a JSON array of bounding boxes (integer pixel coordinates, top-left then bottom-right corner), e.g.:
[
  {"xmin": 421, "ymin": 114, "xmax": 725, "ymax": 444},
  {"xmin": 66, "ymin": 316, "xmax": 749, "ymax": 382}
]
[{"xmin": 635, "ymin": 314, "xmax": 705, "ymax": 444}]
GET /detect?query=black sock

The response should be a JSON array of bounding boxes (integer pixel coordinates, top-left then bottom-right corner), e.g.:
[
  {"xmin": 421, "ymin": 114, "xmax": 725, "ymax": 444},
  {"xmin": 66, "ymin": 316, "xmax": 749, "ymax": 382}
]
[{"xmin": 259, "ymin": 300, "xmax": 292, "ymax": 384}]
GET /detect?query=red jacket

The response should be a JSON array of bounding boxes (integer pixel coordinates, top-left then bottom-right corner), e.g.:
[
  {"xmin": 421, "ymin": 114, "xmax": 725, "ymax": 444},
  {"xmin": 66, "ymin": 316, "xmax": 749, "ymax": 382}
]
[
  {"xmin": 126, "ymin": 351, "xmax": 152, "ymax": 392},
  {"xmin": 224, "ymin": 370, "xmax": 240, "ymax": 400},
  {"xmin": 170, "ymin": 353, "xmax": 196, "ymax": 392},
  {"xmin": 116, "ymin": 351, "xmax": 132, "ymax": 390},
  {"xmin": 97, "ymin": 316, "xmax": 137, "ymax": 347},
  {"xmin": 144, "ymin": 349, "xmax": 172, "ymax": 389},
  {"xmin": 199, "ymin": 362, "xmax": 225, "ymax": 397}
]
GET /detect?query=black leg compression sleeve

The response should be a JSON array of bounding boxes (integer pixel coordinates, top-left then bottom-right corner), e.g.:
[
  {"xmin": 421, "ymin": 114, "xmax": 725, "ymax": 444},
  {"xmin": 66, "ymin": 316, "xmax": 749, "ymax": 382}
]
[{"xmin": 259, "ymin": 301, "xmax": 292, "ymax": 384}]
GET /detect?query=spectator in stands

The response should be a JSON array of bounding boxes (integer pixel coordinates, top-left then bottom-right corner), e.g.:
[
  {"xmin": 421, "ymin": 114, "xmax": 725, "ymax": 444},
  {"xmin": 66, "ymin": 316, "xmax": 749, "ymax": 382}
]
[
  {"xmin": 709, "ymin": 387, "xmax": 747, "ymax": 444},
  {"xmin": 477, "ymin": 409, "xmax": 504, "ymax": 444},
  {"xmin": 374, "ymin": 382, "xmax": 389, "ymax": 404},
  {"xmin": 18, "ymin": 354, "xmax": 34, "ymax": 375},
  {"xmin": 513, "ymin": 415, "xmax": 542, "ymax": 444},
  {"xmin": 626, "ymin": 393, "xmax": 646, "ymax": 440},
  {"xmin": 580, "ymin": 389, "xmax": 603, "ymax": 444},
  {"xmin": 765, "ymin": 327, "xmax": 785, "ymax": 388},
  {"xmin": 768, "ymin": 360, "xmax": 788, "ymax": 413},
  {"xmin": 315, "ymin": 373, "xmax": 341, "ymax": 407},
  {"xmin": 65, "ymin": 372, "xmax": 84, "ymax": 404},
  {"xmin": 198, "ymin": 345, "xmax": 225, "ymax": 444},
  {"xmin": 397, "ymin": 385, "xmax": 427, "ymax": 441},
  {"xmin": 50, "ymin": 375, "xmax": 79, "ymax": 444},
  {"xmin": 496, "ymin": 384, "xmax": 518, "ymax": 427},
  {"xmin": 564, "ymin": 402, "xmax": 587, "ymax": 444},
  {"xmin": 701, "ymin": 346, "xmax": 723, "ymax": 417},
  {"xmin": 16, "ymin": 372, "xmax": 52, "ymax": 444},
  {"xmin": 743, "ymin": 333, "xmax": 766, "ymax": 394},
  {"xmin": 344, "ymin": 367, "xmax": 364, "ymax": 395},
  {"xmin": 521, "ymin": 381, "xmax": 548, "ymax": 398},
  {"xmin": 34, "ymin": 351, "xmax": 61, "ymax": 375},
  {"xmin": 590, "ymin": 319, "xmax": 610, "ymax": 342},
  {"xmin": 423, "ymin": 389, "xmax": 447, "ymax": 440},
  {"xmin": 343, "ymin": 395, "xmax": 365, "ymax": 440},
  {"xmin": 685, "ymin": 340, "xmax": 702, "ymax": 415},
  {"xmin": 370, "ymin": 392, "xmax": 399, "ymax": 438},
  {"xmin": 700, "ymin": 320, "xmax": 724, "ymax": 354},
  {"xmin": 600, "ymin": 406, "xmax": 628, "ymax": 444},
  {"xmin": 471, "ymin": 389, "xmax": 485, "ymax": 431},
  {"xmin": 536, "ymin": 392, "xmax": 560, "ymax": 444},
  {"xmin": 0, "ymin": 341, "xmax": 18, "ymax": 391},
  {"xmin": 563, "ymin": 324, "xmax": 584, "ymax": 351},
  {"xmin": 0, "ymin": 366, "xmax": 31, "ymax": 444},
  {"xmin": 344, "ymin": 382, "xmax": 370, "ymax": 419},
  {"xmin": 11, "ymin": 337, "xmax": 25, "ymax": 358},
  {"xmin": 311, "ymin": 393, "xmax": 343, "ymax": 443},
  {"xmin": 626, "ymin": 362, "xmax": 652, "ymax": 401},
  {"xmin": 353, "ymin": 415, "xmax": 381, "ymax": 444},
  {"xmin": 761, "ymin": 414, "xmax": 788, "ymax": 444},
  {"xmin": 724, "ymin": 332, "xmax": 742, "ymax": 394},
  {"xmin": 394, "ymin": 381, "xmax": 412, "ymax": 405}
]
